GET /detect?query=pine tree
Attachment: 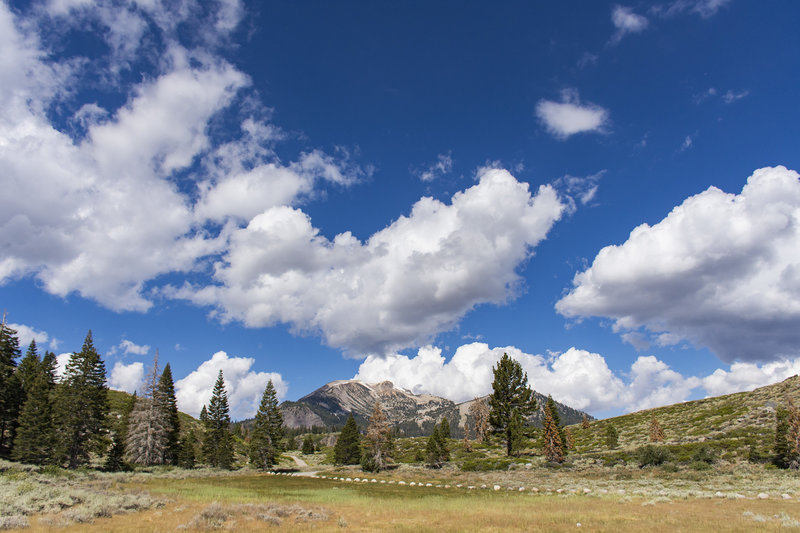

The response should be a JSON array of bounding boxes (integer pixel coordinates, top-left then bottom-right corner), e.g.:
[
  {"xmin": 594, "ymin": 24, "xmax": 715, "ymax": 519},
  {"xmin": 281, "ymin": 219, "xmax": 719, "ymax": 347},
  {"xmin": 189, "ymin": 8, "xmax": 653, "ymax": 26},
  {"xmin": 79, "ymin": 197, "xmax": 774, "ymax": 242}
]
[
  {"xmin": 178, "ymin": 429, "xmax": 197, "ymax": 469},
  {"xmin": 439, "ymin": 417, "xmax": 451, "ymax": 439},
  {"xmin": 249, "ymin": 379, "xmax": 284, "ymax": 469},
  {"xmin": 16, "ymin": 341, "xmax": 41, "ymax": 401},
  {"xmin": 104, "ymin": 390, "xmax": 136, "ymax": 472},
  {"xmin": 53, "ymin": 331, "xmax": 108, "ymax": 468},
  {"xmin": 41, "ymin": 351, "xmax": 57, "ymax": 387},
  {"xmin": 489, "ymin": 353, "xmax": 537, "ymax": 456},
  {"xmin": 581, "ymin": 413, "xmax": 590, "ymax": 430},
  {"xmin": 649, "ymin": 415, "xmax": 665, "ymax": 443},
  {"xmin": 787, "ymin": 398, "xmax": 800, "ymax": 466},
  {"xmin": 12, "ymin": 367, "xmax": 55, "ymax": 465},
  {"xmin": 425, "ymin": 424, "xmax": 449, "ymax": 468},
  {"xmin": 468, "ymin": 397, "xmax": 491, "ymax": 443},
  {"xmin": 361, "ymin": 401, "xmax": 392, "ymax": 472},
  {"xmin": 508, "ymin": 409, "xmax": 527, "ymax": 455},
  {"xmin": 202, "ymin": 370, "xmax": 234, "ymax": 469},
  {"xmin": 301, "ymin": 434, "xmax": 315, "ymax": 455},
  {"xmin": 157, "ymin": 363, "xmax": 181, "ymax": 465},
  {"xmin": 0, "ymin": 318, "xmax": 22, "ymax": 454},
  {"xmin": 104, "ymin": 432, "xmax": 129, "ymax": 472},
  {"xmin": 542, "ymin": 402, "xmax": 564, "ymax": 463},
  {"xmin": 333, "ymin": 414, "xmax": 361, "ymax": 465},
  {"xmin": 545, "ymin": 395, "xmax": 566, "ymax": 453},
  {"xmin": 199, "ymin": 405, "xmax": 209, "ymax": 426},
  {"xmin": 604, "ymin": 424, "xmax": 619, "ymax": 449},
  {"xmin": 563, "ymin": 426, "xmax": 575, "ymax": 451},
  {"xmin": 125, "ymin": 354, "xmax": 169, "ymax": 465}
]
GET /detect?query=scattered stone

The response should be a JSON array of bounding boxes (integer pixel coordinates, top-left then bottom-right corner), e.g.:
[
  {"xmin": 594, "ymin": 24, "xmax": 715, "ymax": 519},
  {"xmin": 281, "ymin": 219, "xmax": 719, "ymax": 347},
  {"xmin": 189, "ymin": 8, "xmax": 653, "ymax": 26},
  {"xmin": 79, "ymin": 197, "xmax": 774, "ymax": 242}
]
[
  {"xmin": 783, "ymin": 494, "xmax": 792, "ymax": 500},
  {"xmin": 715, "ymin": 492, "xmax": 724, "ymax": 498},
  {"xmin": 380, "ymin": 480, "xmax": 386, "ymax": 484},
  {"xmin": 345, "ymin": 478, "xmax": 352, "ymax": 482},
  {"xmin": 758, "ymin": 493, "xmax": 769, "ymax": 500},
  {"xmin": 426, "ymin": 483, "xmax": 432, "ymax": 487},
  {"xmin": 409, "ymin": 482, "xmax": 416, "ymax": 486},
  {"xmin": 583, "ymin": 488, "xmax": 591, "ymax": 494},
  {"xmin": 557, "ymin": 489, "xmax": 564, "ymax": 494},
  {"xmin": 519, "ymin": 487, "xmax": 525, "ymax": 492}
]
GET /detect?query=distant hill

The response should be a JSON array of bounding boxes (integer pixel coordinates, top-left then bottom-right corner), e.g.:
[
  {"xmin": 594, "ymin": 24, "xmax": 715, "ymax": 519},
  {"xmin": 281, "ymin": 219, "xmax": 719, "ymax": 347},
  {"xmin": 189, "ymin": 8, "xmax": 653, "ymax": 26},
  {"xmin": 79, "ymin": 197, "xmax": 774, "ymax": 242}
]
[
  {"xmin": 570, "ymin": 375, "xmax": 800, "ymax": 460},
  {"xmin": 279, "ymin": 379, "xmax": 592, "ymax": 437}
]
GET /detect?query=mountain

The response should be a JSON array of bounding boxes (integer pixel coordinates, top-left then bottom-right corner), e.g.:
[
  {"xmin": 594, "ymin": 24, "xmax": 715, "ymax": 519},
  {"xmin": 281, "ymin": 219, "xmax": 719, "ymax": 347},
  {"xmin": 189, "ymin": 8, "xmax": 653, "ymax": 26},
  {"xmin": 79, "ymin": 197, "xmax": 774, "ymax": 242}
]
[{"xmin": 279, "ymin": 379, "xmax": 592, "ymax": 437}]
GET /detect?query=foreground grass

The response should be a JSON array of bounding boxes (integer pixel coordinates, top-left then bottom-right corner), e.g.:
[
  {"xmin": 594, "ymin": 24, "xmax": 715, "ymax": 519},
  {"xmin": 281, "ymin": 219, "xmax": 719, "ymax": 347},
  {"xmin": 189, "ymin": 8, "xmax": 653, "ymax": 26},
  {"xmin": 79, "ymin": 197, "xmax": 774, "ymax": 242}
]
[{"xmin": 4, "ymin": 468, "xmax": 797, "ymax": 532}]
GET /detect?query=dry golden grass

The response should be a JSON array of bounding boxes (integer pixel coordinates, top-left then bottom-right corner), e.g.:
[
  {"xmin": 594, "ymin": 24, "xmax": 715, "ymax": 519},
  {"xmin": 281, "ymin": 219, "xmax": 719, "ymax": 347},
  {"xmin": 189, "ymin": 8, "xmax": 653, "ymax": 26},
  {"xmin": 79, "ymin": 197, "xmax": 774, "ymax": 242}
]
[{"xmin": 9, "ymin": 470, "xmax": 799, "ymax": 533}]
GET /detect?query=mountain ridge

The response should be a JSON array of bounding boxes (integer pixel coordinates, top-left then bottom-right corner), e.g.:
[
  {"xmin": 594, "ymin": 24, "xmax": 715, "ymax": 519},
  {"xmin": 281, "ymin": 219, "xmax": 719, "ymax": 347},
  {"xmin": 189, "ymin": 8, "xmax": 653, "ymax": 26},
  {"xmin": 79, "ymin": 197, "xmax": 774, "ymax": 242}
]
[{"xmin": 279, "ymin": 378, "xmax": 592, "ymax": 437}]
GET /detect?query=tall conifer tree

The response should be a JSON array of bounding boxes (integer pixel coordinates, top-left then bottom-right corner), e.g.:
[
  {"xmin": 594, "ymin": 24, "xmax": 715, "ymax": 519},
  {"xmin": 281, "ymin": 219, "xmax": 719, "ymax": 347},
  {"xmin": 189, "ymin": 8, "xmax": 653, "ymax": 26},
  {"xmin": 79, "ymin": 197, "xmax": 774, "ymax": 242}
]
[
  {"xmin": 12, "ymin": 363, "xmax": 55, "ymax": 464},
  {"xmin": 16, "ymin": 341, "xmax": 41, "ymax": 401},
  {"xmin": 542, "ymin": 402, "xmax": 564, "ymax": 463},
  {"xmin": 202, "ymin": 370, "xmax": 234, "ymax": 469},
  {"xmin": 362, "ymin": 402, "xmax": 392, "ymax": 472},
  {"xmin": 249, "ymin": 380, "xmax": 284, "ymax": 469},
  {"xmin": 157, "ymin": 363, "xmax": 181, "ymax": 465},
  {"xmin": 54, "ymin": 331, "xmax": 108, "ymax": 468},
  {"xmin": 0, "ymin": 318, "xmax": 22, "ymax": 454},
  {"xmin": 489, "ymin": 353, "xmax": 537, "ymax": 456},
  {"xmin": 333, "ymin": 414, "xmax": 361, "ymax": 465}
]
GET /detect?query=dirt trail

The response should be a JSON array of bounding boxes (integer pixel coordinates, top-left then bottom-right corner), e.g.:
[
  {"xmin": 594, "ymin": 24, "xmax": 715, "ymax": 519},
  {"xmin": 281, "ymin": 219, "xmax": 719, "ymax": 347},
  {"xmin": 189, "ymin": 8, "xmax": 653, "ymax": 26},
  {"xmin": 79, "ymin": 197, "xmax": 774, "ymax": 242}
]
[{"xmin": 286, "ymin": 453, "xmax": 311, "ymax": 469}]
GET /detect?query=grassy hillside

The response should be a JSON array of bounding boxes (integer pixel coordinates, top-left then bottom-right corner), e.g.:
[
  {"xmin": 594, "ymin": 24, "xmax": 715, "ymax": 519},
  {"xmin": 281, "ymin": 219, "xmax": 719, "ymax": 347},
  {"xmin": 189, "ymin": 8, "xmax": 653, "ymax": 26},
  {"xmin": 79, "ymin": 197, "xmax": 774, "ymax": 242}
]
[{"xmin": 568, "ymin": 375, "xmax": 800, "ymax": 462}]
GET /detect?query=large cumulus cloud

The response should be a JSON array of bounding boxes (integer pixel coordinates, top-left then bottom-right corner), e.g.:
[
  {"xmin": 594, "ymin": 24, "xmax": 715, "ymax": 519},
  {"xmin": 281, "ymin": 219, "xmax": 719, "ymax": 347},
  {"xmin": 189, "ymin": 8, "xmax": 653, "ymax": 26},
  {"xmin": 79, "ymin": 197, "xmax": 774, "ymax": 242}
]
[
  {"xmin": 0, "ymin": 2, "xmax": 362, "ymax": 312},
  {"xmin": 170, "ymin": 169, "xmax": 565, "ymax": 355},
  {"xmin": 557, "ymin": 166, "xmax": 800, "ymax": 363},
  {"xmin": 356, "ymin": 342, "xmax": 800, "ymax": 415}
]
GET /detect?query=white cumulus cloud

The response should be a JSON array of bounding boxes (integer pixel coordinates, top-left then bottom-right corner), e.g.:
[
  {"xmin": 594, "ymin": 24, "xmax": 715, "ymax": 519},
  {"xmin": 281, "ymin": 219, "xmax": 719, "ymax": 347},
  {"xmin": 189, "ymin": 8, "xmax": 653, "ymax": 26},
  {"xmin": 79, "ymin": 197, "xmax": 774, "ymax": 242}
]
[
  {"xmin": 109, "ymin": 361, "xmax": 145, "ymax": 393},
  {"xmin": 702, "ymin": 360, "xmax": 800, "ymax": 397},
  {"xmin": 357, "ymin": 341, "xmax": 800, "ymax": 415},
  {"xmin": 536, "ymin": 89, "xmax": 610, "ymax": 140},
  {"xmin": 109, "ymin": 339, "xmax": 150, "ymax": 357},
  {"xmin": 0, "ymin": 2, "xmax": 364, "ymax": 315},
  {"xmin": 355, "ymin": 342, "xmax": 699, "ymax": 414},
  {"xmin": 174, "ymin": 351, "xmax": 287, "ymax": 419},
  {"xmin": 557, "ymin": 166, "xmax": 800, "ymax": 363},
  {"xmin": 8, "ymin": 323, "xmax": 59, "ymax": 351},
  {"xmin": 169, "ymin": 168, "xmax": 565, "ymax": 356}
]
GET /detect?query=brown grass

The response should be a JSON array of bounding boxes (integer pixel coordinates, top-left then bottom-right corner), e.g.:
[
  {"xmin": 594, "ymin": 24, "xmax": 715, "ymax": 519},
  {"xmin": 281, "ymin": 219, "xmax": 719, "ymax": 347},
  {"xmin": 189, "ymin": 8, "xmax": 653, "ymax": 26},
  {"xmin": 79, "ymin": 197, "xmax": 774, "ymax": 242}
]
[{"xmin": 8, "ymin": 469, "xmax": 798, "ymax": 533}]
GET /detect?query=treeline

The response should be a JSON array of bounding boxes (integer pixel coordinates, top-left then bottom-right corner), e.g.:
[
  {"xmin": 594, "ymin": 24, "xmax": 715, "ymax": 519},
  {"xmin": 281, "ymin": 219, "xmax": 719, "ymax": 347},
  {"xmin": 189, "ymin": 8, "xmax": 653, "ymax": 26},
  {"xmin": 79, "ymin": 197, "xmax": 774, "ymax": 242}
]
[{"xmin": 0, "ymin": 319, "xmax": 287, "ymax": 471}]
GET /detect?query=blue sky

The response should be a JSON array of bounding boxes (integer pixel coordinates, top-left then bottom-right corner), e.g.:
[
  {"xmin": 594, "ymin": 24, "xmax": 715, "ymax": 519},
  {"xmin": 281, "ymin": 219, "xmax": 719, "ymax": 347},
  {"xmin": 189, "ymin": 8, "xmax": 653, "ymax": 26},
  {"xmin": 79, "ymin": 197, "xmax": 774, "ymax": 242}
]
[{"xmin": 2, "ymin": 0, "xmax": 800, "ymax": 420}]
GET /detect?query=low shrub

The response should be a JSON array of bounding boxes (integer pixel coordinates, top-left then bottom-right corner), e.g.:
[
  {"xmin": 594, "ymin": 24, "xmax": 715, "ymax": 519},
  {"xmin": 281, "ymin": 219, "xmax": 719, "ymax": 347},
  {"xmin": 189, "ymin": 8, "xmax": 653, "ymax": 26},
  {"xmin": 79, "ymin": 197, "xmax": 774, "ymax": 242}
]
[
  {"xmin": 460, "ymin": 458, "xmax": 513, "ymax": 471},
  {"xmin": 660, "ymin": 462, "xmax": 680, "ymax": 473},
  {"xmin": 692, "ymin": 445, "xmax": 716, "ymax": 465},
  {"xmin": 637, "ymin": 445, "xmax": 672, "ymax": 467},
  {"xmin": 690, "ymin": 460, "xmax": 712, "ymax": 471}
]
